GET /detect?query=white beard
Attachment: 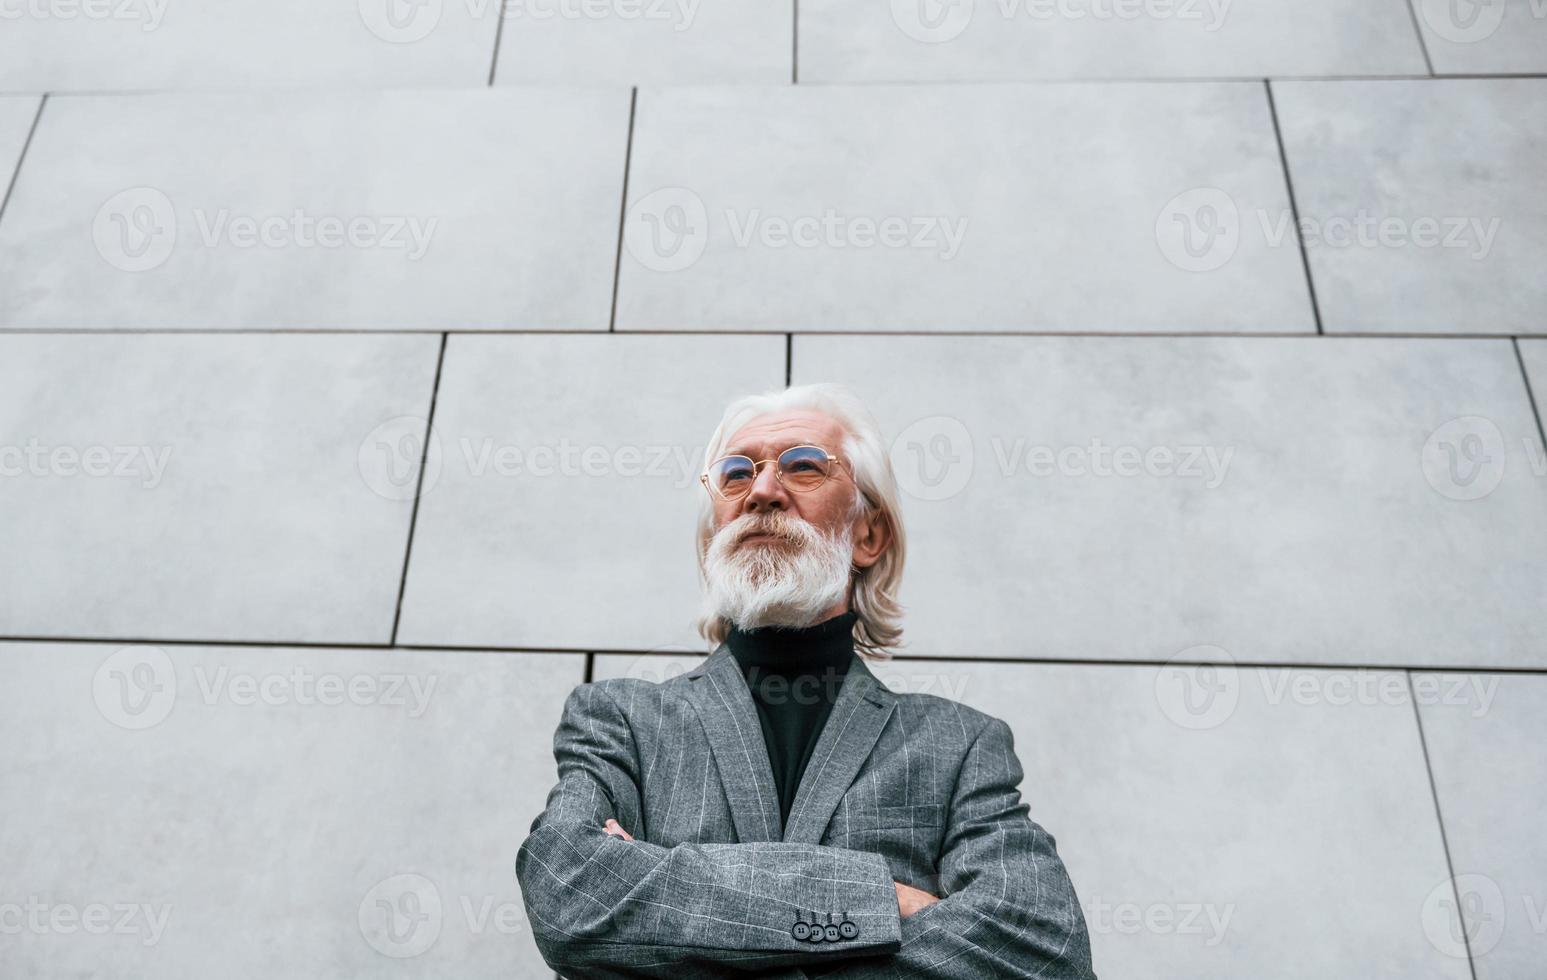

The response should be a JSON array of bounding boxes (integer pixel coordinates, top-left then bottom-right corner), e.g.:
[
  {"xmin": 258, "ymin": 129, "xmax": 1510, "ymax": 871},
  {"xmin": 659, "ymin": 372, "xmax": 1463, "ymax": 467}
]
[{"xmin": 702, "ymin": 512, "xmax": 854, "ymax": 631}]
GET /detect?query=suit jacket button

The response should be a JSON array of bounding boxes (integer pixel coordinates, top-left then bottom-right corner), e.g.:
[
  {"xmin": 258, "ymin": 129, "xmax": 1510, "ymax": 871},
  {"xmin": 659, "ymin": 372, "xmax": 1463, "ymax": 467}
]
[
  {"xmin": 823, "ymin": 924, "xmax": 841, "ymax": 941},
  {"xmin": 791, "ymin": 922, "xmax": 810, "ymax": 941},
  {"xmin": 806, "ymin": 925, "xmax": 826, "ymax": 943},
  {"xmin": 839, "ymin": 920, "xmax": 858, "ymax": 939}
]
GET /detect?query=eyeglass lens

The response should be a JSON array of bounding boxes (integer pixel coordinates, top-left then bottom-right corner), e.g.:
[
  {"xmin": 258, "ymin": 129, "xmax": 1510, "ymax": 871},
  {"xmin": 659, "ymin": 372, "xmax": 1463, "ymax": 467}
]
[{"xmin": 708, "ymin": 445, "xmax": 832, "ymax": 497}]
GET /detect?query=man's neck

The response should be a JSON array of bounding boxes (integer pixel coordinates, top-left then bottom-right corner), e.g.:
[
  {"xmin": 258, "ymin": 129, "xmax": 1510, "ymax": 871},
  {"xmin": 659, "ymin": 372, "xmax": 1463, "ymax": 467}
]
[{"xmin": 725, "ymin": 609, "xmax": 858, "ymax": 675}]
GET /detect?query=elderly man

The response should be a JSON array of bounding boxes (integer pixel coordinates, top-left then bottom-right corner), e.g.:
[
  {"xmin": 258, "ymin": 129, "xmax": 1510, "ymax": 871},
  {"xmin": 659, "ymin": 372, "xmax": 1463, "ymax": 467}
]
[{"xmin": 516, "ymin": 383, "xmax": 1095, "ymax": 979}]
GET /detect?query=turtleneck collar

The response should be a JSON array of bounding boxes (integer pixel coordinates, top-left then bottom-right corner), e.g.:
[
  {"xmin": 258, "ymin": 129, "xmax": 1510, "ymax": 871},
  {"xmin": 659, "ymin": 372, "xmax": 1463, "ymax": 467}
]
[{"xmin": 725, "ymin": 609, "xmax": 858, "ymax": 676}]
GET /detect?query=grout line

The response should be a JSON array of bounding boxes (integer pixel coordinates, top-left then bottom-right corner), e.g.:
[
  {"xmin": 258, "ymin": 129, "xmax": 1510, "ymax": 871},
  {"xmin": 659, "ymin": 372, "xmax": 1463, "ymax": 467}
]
[
  {"xmin": 567, "ymin": 651, "xmax": 1547, "ymax": 674},
  {"xmin": 1264, "ymin": 80, "xmax": 1324, "ymax": 335},
  {"xmin": 608, "ymin": 88, "xmax": 638, "ymax": 333},
  {"xmin": 0, "ymin": 635, "xmax": 396, "ymax": 651},
  {"xmin": 0, "ymin": 94, "xmax": 47, "ymax": 230},
  {"xmin": 785, "ymin": 333, "xmax": 793, "ymax": 386},
  {"xmin": 783, "ymin": 73, "xmax": 1547, "ymax": 87},
  {"xmin": 3, "ymin": 327, "xmax": 1538, "ymax": 340},
  {"xmin": 18, "ymin": 73, "xmax": 1547, "ymax": 99},
  {"xmin": 552, "ymin": 327, "xmax": 1523, "ymax": 340},
  {"xmin": 1402, "ymin": 0, "xmax": 1438, "ymax": 77},
  {"xmin": 388, "ymin": 332, "xmax": 449, "ymax": 646},
  {"xmin": 0, "ymin": 328, "xmax": 457, "ymax": 336},
  {"xmin": 792, "ymin": 0, "xmax": 799, "ymax": 84},
  {"xmin": 1513, "ymin": 338, "xmax": 1547, "ymax": 458},
  {"xmin": 3, "ymin": 632, "xmax": 1545, "ymax": 675},
  {"xmin": 487, "ymin": 2, "xmax": 507, "ymax": 86},
  {"xmin": 1407, "ymin": 671, "xmax": 1479, "ymax": 980}
]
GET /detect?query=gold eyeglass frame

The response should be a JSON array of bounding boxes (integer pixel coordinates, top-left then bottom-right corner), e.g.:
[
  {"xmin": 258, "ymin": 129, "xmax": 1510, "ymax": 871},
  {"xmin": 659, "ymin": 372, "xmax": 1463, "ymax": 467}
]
[{"xmin": 699, "ymin": 445, "xmax": 852, "ymax": 500}]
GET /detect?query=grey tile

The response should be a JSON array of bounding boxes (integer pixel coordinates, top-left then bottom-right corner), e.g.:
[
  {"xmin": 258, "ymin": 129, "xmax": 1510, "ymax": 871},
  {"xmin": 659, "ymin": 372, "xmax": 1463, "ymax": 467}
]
[
  {"xmin": 1413, "ymin": 0, "xmax": 1547, "ymax": 74},
  {"xmin": 0, "ymin": 90, "xmax": 629, "ymax": 330},
  {"xmin": 0, "ymin": 641, "xmax": 582, "ymax": 979},
  {"xmin": 495, "ymin": 0, "xmax": 791, "ymax": 84},
  {"xmin": 0, "ymin": 96, "xmax": 40, "ymax": 193},
  {"xmin": 1416, "ymin": 672, "xmax": 1547, "ymax": 979},
  {"xmin": 396, "ymin": 333, "xmax": 784, "ymax": 651},
  {"xmin": 1275, "ymin": 79, "xmax": 1547, "ymax": 335},
  {"xmin": 793, "ymin": 334, "xmax": 1547, "ymax": 667},
  {"xmin": 856, "ymin": 659, "xmax": 1464, "ymax": 979},
  {"xmin": 0, "ymin": 0, "xmax": 500, "ymax": 91},
  {"xmin": 801, "ymin": 0, "xmax": 1426, "ymax": 81},
  {"xmin": 615, "ymin": 83, "xmax": 1315, "ymax": 334},
  {"xmin": 0, "ymin": 333, "xmax": 440, "ymax": 643},
  {"xmin": 592, "ymin": 651, "xmax": 706, "ymax": 683}
]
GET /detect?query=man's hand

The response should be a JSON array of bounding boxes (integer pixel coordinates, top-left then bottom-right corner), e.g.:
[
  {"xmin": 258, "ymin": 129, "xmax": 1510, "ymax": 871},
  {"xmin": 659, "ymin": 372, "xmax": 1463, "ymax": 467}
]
[
  {"xmin": 603, "ymin": 818, "xmax": 635, "ymax": 842},
  {"xmin": 894, "ymin": 881, "xmax": 939, "ymax": 918}
]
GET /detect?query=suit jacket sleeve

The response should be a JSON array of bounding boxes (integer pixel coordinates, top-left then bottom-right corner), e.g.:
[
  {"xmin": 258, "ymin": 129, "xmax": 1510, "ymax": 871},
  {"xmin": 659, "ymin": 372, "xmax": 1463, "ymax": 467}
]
[
  {"xmin": 801, "ymin": 717, "xmax": 1096, "ymax": 980},
  {"xmin": 516, "ymin": 681, "xmax": 904, "ymax": 979}
]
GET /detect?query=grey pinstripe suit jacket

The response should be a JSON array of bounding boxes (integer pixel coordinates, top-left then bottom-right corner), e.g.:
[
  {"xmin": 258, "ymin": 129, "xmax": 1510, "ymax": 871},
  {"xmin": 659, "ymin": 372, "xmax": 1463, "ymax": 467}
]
[{"xmin": 516, "ymin": 644, "xmax": 1095, "ymax": 979}]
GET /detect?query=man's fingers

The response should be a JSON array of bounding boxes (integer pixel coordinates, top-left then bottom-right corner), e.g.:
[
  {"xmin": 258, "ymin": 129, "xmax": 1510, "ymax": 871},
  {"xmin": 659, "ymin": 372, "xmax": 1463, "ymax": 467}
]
[
  {"xmin": 603, "ymin": 819, "xmax": 635, "ymax": 841},
  {"xmin": 894, "ymin": 881, "xmax": 941, "ymax": 918}
]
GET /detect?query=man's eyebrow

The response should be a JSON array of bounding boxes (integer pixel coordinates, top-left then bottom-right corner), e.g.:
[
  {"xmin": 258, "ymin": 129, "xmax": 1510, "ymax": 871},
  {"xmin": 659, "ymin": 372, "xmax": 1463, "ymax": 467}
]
[{"xmin": 724, "ymin": 442, "xmax": 799, "ymax": 458}]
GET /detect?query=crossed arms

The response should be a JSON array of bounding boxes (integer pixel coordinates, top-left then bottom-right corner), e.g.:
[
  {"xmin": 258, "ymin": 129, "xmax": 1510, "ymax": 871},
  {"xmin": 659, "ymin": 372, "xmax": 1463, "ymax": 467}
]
[{"xmin": 515, "ymin": 682, "xmax": 1095, "ymax": 979}]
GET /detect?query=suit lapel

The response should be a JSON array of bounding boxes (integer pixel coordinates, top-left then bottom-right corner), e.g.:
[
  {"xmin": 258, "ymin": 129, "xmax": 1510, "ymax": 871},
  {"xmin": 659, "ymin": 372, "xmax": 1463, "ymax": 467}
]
[
  {"xmin": 684, "ymin": 645, "xmax": 783, "ymax": 843},
  {"xmin": 781, "ymin": 653, "xmax": 897, "ymax": 845}
]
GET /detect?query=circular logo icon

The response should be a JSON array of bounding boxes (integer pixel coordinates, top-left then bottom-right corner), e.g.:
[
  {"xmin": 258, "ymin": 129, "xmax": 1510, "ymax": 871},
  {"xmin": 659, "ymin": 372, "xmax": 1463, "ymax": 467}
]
[
  {"xmin": 359, "ymin": 873, "xmax": 442, "ymax": 958},
  {"xmin": 1155, "ymin": 187, "xmax": 1239, "ymax": 273},
  {"xmin": 93, "ymin": 187, "xmax": 176, "ymax": 273},
  {"xmin": 358, "ymin": 416, "xmax": 442, "ymax": 502},
  {"xmin": 1154, "ymin": 646, "xmax": 1239, "ymax": 730},
  {"xmin": 1422, "ymin": 416, "xmax": 1506, "ymax": 501},
  {"xmin": 359, "ymin": 0, "xmax": 443, "ymax": 43},
  {"xmin": 93, "ymin": 646, "xmax": 177, "ymax": 730},
  {"xmin": 1421, "ymin": 873, "xmax": 1505, "ymax": 958},
  {"xmin": 1419, "ymin": 0, "xmax": 1506, "ymax": 44},
  {"xmin": 889, "ymin": 415, "xmax": 973, "ymax": 502},
  {"xmin": 891, "ymin": 0, "xmax": 974, "ymax": 43},
  {"xmin": 625, "ymin": 187, "xmax": 709, "ymax": 273}
]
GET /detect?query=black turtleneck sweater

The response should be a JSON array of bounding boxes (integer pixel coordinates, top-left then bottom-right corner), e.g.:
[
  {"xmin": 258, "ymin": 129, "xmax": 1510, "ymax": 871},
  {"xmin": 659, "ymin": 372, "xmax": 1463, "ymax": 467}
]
[{"xmin": 726, "ymin": 610, "xmax": 857, "ymax": 831}]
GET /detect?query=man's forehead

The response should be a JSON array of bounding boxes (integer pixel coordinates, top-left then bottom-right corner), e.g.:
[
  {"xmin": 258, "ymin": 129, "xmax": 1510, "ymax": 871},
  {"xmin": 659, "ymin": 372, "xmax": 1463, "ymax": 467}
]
[{"xmin": 724, "ymin": 411, "xmax": 842, "ymax": 455}]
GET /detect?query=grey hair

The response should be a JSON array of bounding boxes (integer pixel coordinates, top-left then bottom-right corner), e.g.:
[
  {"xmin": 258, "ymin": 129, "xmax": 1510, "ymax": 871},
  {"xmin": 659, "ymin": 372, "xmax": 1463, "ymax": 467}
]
[{"xmin": 693, "ymin": 382, "xmax": 907, "ymax": 660}]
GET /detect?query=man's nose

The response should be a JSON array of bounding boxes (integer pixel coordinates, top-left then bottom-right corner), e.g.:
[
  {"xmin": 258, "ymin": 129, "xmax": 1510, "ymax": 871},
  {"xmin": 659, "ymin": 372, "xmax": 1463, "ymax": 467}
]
[{"xmin": 741, "ymin": 462, "xmax": 788, "ymax": 512}]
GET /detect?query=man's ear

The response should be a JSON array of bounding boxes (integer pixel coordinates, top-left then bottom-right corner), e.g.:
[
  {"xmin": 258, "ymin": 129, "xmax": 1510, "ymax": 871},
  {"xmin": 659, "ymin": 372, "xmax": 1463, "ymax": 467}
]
[{"xmin": 850, "ymin": 507, "xmax": 892, "ymax": 570}]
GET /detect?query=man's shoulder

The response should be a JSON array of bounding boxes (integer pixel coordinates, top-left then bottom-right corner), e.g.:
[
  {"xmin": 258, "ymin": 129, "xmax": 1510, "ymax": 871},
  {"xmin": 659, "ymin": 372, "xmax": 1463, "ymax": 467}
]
[{"xmin": 567, "ymin": 665, "xmax": 703, "ymax": 715}]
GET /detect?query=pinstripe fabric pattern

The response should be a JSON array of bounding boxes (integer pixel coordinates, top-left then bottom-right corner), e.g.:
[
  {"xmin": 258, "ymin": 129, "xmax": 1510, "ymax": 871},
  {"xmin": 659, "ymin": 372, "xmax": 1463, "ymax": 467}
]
[{"xmin": 516, "ymin": 646, "xmax": 1096, "ymax": 979}]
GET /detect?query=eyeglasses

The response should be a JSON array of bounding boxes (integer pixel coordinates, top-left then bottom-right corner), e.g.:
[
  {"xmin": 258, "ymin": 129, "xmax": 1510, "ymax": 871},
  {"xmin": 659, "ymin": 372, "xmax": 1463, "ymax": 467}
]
[{"xmin": 700, "ymin": 445, "xmax": 849, "ymax": 500}]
